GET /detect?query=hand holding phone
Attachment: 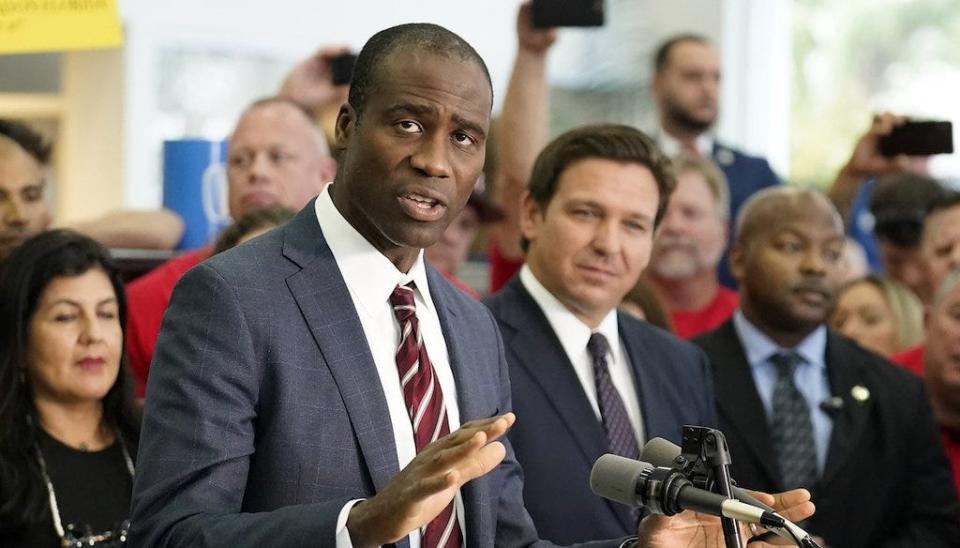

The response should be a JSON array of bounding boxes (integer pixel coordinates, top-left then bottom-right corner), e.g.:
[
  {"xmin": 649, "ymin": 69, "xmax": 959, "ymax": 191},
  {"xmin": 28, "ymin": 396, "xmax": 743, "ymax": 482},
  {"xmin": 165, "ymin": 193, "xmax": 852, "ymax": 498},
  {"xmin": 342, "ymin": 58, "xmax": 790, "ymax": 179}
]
[
  {"xmin": 878, "ymin": 120, "xmax": 953, "ymax": 156},
  {"xmin": 279, "ymin": 46, "xmax": 352, "ymax": 110},
  {"xmin": 532, "ymin": 0, "xmax": 604, "ymax": 28},
  {"xmin": 330, "ymin": 53, "xmax": 357, "ymax": 86}
]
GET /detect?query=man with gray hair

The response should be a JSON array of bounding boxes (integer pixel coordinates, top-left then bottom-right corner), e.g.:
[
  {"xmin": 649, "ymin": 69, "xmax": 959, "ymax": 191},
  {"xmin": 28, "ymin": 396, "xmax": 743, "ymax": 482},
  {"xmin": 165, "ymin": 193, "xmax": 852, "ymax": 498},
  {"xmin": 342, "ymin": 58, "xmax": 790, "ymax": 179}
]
[
  {"xmin": 645, "ymin": 155, "xmax": 736, "ymax": 338},
  {"xmin": 124, "ymin": 96, "xmax": 337, "ymax": 396},
  {"xmin": 695, "ymin": 186, "xmax": 960, "ymax": 547}
]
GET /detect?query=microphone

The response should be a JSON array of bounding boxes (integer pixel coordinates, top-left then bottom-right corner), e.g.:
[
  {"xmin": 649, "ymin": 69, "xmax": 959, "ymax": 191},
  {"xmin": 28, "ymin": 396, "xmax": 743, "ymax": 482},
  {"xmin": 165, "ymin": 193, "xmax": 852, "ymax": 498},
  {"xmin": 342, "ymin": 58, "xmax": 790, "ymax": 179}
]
[
  {"xmin": 641, "ymin": 438, "xmax": 823, "ymax": 548},
  {"xmin": 641, "ymin": 438, "xmax": 775, "ymax": 512},
  {"xmin": 589, "ymin": 454, "xmax": 785, "ymax": 529}
]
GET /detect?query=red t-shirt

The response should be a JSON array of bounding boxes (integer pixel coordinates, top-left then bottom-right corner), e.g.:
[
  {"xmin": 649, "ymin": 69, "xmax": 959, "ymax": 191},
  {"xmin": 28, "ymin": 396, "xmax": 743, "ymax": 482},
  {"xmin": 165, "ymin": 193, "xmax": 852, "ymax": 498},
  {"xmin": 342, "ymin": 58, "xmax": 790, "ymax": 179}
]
[
  {"xmin": 891, "ymin": 345, "xmax": 924, "ymax": 376},
  {"xmin": 670, "ymin": 287, "xmax": 739, "ymax": 340},
  {"xmin": 124, "ymin": 247, "xmax": 211, "ymax": 398},
  {"xmin": 890, "ymin": 346, "xmax": 960, "ymax": 497}
]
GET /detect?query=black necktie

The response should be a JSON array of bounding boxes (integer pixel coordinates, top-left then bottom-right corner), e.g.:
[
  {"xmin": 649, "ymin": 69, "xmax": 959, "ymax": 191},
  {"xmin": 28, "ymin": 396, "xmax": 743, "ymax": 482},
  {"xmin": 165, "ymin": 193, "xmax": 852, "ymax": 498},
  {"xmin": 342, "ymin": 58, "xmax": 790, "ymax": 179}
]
[
  {"xmin": 587, "ymin": 333, "xmax": 640, "ymax": 459},
  {"xmin": 769, "ymin": 351, "xmax": 818, "ymax": 490}
]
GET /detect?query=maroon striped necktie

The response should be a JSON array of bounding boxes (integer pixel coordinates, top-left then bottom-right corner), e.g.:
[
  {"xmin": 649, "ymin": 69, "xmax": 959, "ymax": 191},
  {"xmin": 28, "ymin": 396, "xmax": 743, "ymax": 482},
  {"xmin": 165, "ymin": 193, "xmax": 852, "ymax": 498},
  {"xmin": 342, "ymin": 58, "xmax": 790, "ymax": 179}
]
[{"xmin": 390, "ymin": 282, "xmax": 461, "ymax": 548}]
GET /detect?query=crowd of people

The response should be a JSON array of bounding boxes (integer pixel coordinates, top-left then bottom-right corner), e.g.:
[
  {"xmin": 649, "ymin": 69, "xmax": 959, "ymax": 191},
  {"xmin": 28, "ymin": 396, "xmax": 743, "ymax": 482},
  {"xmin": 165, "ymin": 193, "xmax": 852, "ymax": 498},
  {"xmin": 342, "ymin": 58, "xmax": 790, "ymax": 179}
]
[{"xmin": 1, "ymin": 3, "xmax": 958, "ymax": 547}]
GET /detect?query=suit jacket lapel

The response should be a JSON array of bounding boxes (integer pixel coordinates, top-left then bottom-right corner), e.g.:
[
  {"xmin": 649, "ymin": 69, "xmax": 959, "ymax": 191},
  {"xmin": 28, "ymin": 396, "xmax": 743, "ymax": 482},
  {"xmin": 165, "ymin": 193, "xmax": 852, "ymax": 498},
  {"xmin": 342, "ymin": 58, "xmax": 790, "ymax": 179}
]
[
  {"xmin": 619, "ymin": 317, "xmax": 662, "ymax": 441},
  {"xmin": 281, "ymin": 203, "xmax": 400, "ymax": 495},
  {"xmin": 710, "ymin": 322, "xmax": 783, "ymax": 488},
  {"xmin": 819, "ymin": 333, "xmax": 873, "ymax": 489},
  {"xmin": 497, "ymin": 279, "xmax": 634, "ymax": 531},
  {"xmin": 429, "ymin": 267, "xmax": 498, "ymax": 548},
  {"xmin": 500, "ymin": 279, "xmax": 609, "ymax": 464}
]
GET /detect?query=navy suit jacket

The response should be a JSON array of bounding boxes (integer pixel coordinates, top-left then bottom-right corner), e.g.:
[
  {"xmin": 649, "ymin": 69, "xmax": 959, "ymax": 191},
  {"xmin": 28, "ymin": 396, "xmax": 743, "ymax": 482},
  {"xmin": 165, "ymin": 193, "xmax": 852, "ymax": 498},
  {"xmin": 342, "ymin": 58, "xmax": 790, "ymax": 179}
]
[
  {"xmin": 485, "ymin": 277, "xmax": 717, "ymax": 544},
  {"xmin": 695, "ymin": 321, "xmax": 960, "ymax": 548},
  {"xmin": 130, "ymin": 202, "xmax": 621, "ymax": 547},
  {"xmin": 711, "ymin": 142, "xmax": 780, "ymax": 288}
]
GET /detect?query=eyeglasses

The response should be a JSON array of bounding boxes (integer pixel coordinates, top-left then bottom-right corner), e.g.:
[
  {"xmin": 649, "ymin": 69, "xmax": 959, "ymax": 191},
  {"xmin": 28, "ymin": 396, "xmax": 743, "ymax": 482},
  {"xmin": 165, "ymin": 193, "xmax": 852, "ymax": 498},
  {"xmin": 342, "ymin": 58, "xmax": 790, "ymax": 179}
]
[{"xmin": 60, "ymin": 520, "xmax": 130, "ymax": 547}]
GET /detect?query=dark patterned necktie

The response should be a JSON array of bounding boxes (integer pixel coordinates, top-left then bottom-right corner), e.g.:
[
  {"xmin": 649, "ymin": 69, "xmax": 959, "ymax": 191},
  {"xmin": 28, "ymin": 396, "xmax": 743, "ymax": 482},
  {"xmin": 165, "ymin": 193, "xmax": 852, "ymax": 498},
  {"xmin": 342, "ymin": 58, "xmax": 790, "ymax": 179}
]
[
  {"xmin": 587, "ymin": 333, "xmax": 640, "ymax": 459},
  {"xmin": 769, "ymin": 351, "xmax": 818, "ymax": 490},
  {"xmin": 390, "ymin": 283, "xmax": 461, "ymax": 548}
]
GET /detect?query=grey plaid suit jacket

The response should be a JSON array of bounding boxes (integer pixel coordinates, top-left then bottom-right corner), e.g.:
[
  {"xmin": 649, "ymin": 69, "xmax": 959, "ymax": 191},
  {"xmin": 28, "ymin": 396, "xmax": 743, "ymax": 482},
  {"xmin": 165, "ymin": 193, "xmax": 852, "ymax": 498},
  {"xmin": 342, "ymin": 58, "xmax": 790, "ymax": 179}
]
[{"xmin": 129, "ymin": 199, "xmax": 622, "ymax": 548}]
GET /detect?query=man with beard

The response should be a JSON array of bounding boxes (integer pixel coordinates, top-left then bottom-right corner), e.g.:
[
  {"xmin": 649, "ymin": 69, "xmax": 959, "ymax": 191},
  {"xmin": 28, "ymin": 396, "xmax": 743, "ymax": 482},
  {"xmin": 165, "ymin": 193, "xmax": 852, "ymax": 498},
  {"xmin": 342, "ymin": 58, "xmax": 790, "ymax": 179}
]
[
  {"xmin": 645, "ymin": 155, "xmax": 736, "ymax": 339},
  {"xmin": 695, "ymin": 187, "xmax": 960, "ymax": 548},
  {"xmin": 652, "ymin": 35, "xmax": 780, "ymax": 287}
]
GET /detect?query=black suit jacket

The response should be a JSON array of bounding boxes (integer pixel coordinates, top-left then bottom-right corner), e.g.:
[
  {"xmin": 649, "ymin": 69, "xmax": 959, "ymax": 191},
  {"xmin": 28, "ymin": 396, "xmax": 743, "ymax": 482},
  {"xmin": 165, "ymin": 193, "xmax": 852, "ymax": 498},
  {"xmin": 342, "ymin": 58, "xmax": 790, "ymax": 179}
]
[
  {"xmin": 485, "ymin": 277, "xmax": 717, "ymax": 544},
  {"xmin": 695, "ymin": 320, "xmax": 960, "ymax": 548}
]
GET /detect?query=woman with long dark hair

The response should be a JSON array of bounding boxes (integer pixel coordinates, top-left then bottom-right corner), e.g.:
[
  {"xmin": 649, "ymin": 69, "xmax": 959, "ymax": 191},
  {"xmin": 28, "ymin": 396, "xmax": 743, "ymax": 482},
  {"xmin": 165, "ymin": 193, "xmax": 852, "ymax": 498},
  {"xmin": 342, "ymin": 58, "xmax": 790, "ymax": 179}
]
[{"xmin": 0, "ymin": 229, "xmax": 140, "ymax": 546}]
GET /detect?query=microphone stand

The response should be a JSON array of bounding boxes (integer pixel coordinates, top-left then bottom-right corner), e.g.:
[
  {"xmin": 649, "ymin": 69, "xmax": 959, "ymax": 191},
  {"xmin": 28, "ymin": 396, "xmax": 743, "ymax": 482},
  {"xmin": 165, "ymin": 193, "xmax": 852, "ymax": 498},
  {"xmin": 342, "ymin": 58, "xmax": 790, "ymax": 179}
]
[{"xmin": 681, "ymin": 426, "xmax": 743, "ymax": 548}]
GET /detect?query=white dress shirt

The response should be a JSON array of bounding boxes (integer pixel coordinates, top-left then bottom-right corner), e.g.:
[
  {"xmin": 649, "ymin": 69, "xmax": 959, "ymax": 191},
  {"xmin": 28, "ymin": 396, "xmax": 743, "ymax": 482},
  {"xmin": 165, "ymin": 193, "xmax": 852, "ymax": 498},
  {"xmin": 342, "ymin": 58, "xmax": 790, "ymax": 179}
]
[
  {"xmin": 314, "ymin": 188, "xmax": 465, "ymax": 548},
  {"xmin": 519, "ymin": 265, "xmax": 645, "ymax": 445},
  {"xmin": 656, "ymin": 128, "xmax": 714, "ymax": 158}
]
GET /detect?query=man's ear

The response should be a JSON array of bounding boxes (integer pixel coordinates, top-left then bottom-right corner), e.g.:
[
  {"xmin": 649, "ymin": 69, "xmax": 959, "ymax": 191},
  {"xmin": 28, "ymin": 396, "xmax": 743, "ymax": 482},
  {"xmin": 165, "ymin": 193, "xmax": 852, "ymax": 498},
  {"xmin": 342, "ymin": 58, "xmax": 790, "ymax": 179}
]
[
  {"xmin": 729, "ymin": 241, "xmax": 746, "ymax": 283},
  {"xmin": 334, "ymin": 103, "xmax": 357, "ymax": 150},
  {"xmin": 520, "ymin": 191, "xmax": 544, "ymax": 243},
  {"xmin": 650, "ymin": 73, "xmax": 664, "ymax": 101}
]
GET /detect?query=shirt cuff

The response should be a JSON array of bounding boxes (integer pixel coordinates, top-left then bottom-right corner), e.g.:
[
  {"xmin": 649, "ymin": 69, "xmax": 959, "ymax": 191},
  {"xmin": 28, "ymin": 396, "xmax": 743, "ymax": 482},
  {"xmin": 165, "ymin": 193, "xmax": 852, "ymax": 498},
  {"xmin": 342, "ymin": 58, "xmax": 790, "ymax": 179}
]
[{"xmin": 336, "ymin": 499, "xmax": 367, "ymax": 548}]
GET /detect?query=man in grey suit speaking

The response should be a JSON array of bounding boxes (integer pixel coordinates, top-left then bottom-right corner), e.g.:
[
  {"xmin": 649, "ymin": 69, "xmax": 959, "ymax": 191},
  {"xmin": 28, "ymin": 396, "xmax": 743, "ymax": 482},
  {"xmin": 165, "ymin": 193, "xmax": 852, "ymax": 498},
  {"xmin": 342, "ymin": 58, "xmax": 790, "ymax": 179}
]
[{"xmin": 130, "ymin": 23, "xmax": 812, "ymax": 548}]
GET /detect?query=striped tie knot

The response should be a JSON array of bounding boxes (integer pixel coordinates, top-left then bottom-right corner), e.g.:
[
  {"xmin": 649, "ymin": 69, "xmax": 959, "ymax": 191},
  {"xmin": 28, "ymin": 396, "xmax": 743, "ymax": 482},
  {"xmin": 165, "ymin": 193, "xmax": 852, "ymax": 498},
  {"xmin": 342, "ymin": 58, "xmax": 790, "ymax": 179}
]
[{"xmin": 390, "ymin": 283, "xmax": 418, "ymax": 323}]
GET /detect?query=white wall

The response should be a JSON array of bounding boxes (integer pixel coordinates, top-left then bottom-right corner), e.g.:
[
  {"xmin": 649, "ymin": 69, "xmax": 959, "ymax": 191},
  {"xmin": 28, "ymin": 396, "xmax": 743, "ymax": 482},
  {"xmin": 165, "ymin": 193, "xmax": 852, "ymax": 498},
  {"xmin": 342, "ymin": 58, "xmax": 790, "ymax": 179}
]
[{"xmin": 114, "ymin": 0, "xmax": 791, "ymax": 207}]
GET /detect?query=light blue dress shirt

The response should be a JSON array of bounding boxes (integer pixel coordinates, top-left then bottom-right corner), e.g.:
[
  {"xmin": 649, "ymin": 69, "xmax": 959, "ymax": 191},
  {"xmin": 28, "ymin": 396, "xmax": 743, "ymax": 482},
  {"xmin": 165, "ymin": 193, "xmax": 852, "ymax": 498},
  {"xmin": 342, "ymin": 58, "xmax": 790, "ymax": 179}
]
[{"xmin": 732, "ymin": 311, "xmax": 833, "ymax": 475}]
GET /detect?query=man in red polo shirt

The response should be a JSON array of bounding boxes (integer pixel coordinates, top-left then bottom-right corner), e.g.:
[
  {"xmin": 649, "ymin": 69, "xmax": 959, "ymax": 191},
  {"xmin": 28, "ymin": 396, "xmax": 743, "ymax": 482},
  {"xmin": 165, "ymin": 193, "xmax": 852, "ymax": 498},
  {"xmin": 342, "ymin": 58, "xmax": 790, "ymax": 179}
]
[
  {"xmin": 892, "ymin": 267, "xmax": 960, "ymax": 496},
  {"xmin": 645, "ymin": 155, "xmax": 737, "ymax": 338},
  {"xmin": 125, "ymin": 97, "xmax": 336, "ymax": 396}
]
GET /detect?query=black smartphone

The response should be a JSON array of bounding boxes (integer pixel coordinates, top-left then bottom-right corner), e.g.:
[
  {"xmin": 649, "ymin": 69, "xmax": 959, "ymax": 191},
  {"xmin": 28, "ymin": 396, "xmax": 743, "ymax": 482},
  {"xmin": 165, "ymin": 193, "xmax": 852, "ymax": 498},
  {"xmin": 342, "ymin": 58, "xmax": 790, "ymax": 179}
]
[
  {"xmin": 532, "ymin": 0, "xmax": 605, "ymax": 28},
  {"xmin": 330, "ymin": 53, "xmax": 357, "ymax": 86},
  {"xmin": 879, "ymin": 120, "xmax": 953, "ymax": 156}
]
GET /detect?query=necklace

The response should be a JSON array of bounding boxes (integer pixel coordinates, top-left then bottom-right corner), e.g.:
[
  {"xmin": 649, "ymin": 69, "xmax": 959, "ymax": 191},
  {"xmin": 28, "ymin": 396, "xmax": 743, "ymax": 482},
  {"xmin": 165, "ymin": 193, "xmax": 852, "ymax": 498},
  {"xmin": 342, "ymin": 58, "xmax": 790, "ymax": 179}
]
[{"xmin": 33, "ymin": 427, "xmax": 135, "ymax": 547}]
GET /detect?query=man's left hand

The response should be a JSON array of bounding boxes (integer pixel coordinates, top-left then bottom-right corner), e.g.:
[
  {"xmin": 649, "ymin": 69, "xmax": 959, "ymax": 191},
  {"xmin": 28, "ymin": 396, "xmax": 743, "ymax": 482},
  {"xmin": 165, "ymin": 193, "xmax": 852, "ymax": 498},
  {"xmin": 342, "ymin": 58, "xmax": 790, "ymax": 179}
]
[{"xmin": 637, "ymin": 488, "xmax": 815, "ymax": 548}]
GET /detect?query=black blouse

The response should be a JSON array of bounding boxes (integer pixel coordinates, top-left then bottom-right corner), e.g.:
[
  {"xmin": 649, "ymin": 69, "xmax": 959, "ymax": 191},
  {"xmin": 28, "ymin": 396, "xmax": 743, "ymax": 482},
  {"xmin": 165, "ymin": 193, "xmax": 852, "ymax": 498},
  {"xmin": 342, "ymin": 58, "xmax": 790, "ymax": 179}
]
[{"xmin": 3, "ymin": 429, "xmax": 133, "ymax": 547}]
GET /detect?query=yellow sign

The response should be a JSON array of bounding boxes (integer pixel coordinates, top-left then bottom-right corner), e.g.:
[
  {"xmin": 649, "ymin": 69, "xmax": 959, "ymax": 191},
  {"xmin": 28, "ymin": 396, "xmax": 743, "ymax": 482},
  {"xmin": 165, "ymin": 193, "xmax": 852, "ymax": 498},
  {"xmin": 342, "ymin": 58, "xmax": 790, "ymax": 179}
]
[{"xmin": 0, "ymin": 0, "xmax": 122, "ymax": 54}]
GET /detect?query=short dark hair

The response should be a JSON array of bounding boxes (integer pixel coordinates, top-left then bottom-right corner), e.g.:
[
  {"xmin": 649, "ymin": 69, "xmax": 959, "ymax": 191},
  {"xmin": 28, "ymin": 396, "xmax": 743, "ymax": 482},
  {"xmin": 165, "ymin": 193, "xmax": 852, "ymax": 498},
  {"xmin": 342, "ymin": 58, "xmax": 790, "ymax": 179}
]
[
  {"xmin": 348, "ymin": 23, "xmax": 492, "ymax": 119},
  {"xmin": 922, "ymin": 190, "xmax": 960, "ymax": 244},
  {"xmin": 653, "ymin": 33, "xmax": 711, "ymax": 74},
  {"xmin": 526, "ymin": 124, "xmax": 675, "ymax": 235},
  {"xmin": 0, "ymin": 119, "xmax": 52, "ymax": 165},
  {"xmin": 0, "ymin": 230, "xmax": 139, "ymax": 534},
  {"xmin": 927, "ymin": 190, "xmax": 960, "ymax": 218},
  {"xmin": 870, "ymin": 173, "xmax": 947, "ymax": 247},
  {"xmin": 214, "ymin": 205, "xmax": 295, "ymax": 255}
]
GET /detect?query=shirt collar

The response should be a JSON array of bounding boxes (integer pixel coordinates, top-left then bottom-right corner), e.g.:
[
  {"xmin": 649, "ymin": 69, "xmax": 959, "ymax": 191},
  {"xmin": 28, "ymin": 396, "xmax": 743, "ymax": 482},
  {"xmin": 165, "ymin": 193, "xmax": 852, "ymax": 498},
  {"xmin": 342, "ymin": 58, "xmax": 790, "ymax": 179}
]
[
  {"xmin": 520, "ymin": 264, "xmax": 622, "ymax": 364},
  {"xmin": 314, "ymin": 185, "xmax": 433, "ymax": 317},
  {"xmin": 657, "ymin": 128, "xmax": 715, "ymax": 158},
  {"xmin": 732, "ymin": 310, "xmax": 827, "ymax": 371}
]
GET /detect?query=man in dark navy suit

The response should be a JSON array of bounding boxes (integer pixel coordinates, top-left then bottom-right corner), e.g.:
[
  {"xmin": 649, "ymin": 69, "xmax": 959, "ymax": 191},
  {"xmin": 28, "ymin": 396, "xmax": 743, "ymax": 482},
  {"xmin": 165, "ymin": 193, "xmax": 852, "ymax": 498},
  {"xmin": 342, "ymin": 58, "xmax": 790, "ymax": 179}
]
[
  {"xmin": 485, "ymin": 124, "xmax": 718, "ymax": 544},
  {"xmin": 695, "ymin": 187, "xmax": 960, "ymax": 548},
  {"xmin": 651, "ymin": 34, "xmax": 780, "ymax": 287}
]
